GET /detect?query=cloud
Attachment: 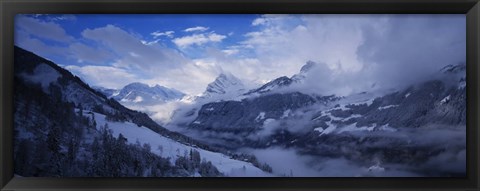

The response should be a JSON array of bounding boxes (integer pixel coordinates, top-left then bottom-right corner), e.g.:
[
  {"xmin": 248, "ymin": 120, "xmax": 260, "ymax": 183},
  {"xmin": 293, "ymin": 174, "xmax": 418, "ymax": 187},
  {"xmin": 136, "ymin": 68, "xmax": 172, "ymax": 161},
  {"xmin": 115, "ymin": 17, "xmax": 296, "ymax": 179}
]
[
  {"xmin": 15, "ymin": 15, "xmax": 116, "ymax": 66},
  {"xmin": 49, "ymin": 14, "xmax": 77, "ymax": 21},
  {"xmin": 143, "ymin": 59, "xmax": 223, "ymax": 95},
  {"xmin": 184, "ymin": 26, "xmax": 209, "ymax": 32},
  {"xmin": 222, "ymin": 48, "xmax": 240, "ymax": 56},
  {"xmin": 15, "ymin": 30, "xmax": 66, "ymax": 60},
  {"xmin": 82, "ymin": 24, "xmax": 189, "ymax": 72},
  {"xmin": 65, "ymin": 65, "xmax": 138, "ymax": 89},
  {"xmin": 32, "ymin": 14, "xmax": 77, "ymax": 21},
  {"xmin": 233, "ymin": 14, "xmax": 465, "ymax": 96},
  {"xmin": 141, "ymin": 39, "xmax": 161, "ymax": 45},
  {"xmin": 15, "ymin": 15, "xmax": 74, "ymax": 43},
  {"xmin": 15, "ymin": 14, "xmax": 466, "ymax": 98},
  {"xmin": 251, "ymin": 14, "xmax": 293, "ymax": 27},
  {"xmin": 172, "ymin": 32, "xmax": 227, "ymax": 48},
  {"xmin": 68, "ymin": 42, "xmax": 114, "ymax": 64},
  {"xmin": 151, "ymin": 30, "xmax": 175, "ymax": 38},
  {"xmin": 252, "ymin": 18, "xmax": 267, "ymax": 26},
  {"xmin": 240, "ymin": 15, "xmax": 366, "ymax": 84},
  {"xmin": 356, "ymin": 15, "xmax": 466, "ymax": 89}
]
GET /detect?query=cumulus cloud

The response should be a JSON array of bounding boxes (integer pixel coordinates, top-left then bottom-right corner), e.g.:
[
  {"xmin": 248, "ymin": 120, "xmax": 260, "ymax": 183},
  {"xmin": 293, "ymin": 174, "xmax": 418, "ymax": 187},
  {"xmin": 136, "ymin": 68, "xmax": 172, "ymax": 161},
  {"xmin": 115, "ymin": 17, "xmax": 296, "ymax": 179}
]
[
  {"xmin": 151, "ymin": 30, "xmax": 175, "ymax": 38},
  {"xmin": 172, "ymin": 32, "xmax": 227, "ymax": 48},
  {"xmin": 82, "ymin": 24, "xmax": 189, "ymax": 72},
  {"xmin": 143, "ymin": 58, "xmax": 223, "ymax": 95},
  {"xmin": 49, "ymin": 14, "xmax": 77, "ymax": 21},
  {"xmin": 15, "ymin": 15, "xmax": 74, "ymax": 43},
  {"xmin": 15, "ymin": 16, "xmax": 220, "ymax": 94},
  {"xmin": 68, "ymin": 42, "xmax": 114, "ymax": 64},
  {"xmin": 15, "ymin": 14, "xmax": 466, "ymax": 98},
  {"xmin": 184, "ymin": 26, "xmax": 209, "ymax": 32},
  {"xmin": 65, "ymin": 65, "xmax": 138, "ymax": 89},
  {"xmin": 15, "ymin": 30, "xmax": 66, "ymax": 60},
  {"xmin": 234, "ymin": 14, "xmax": 465, "ymax": 96},
  {"xmin": 356, "ymin": 15, "xmax": 466, "ymax": 89},
  {"xmin": 222, "ymin": 48, "xmax": 240, "ymax": 56}
]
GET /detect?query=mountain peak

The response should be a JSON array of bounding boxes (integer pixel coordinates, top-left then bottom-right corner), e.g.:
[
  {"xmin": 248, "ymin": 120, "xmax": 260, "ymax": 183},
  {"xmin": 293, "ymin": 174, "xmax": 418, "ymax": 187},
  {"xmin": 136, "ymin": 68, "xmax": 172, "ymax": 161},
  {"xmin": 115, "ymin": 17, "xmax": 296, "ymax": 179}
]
[
  {"xmin": 246, "ymin": 76, "xmax": 293, "ymax": 94},
  {"xmin": 125, "ymin": 82, "xmax": 150, "ymax": 88},
  {"xmin": 202, "ymin": 72, "xmax": 245, "ymax": 98},
  {"xmin": 291, "ymin": 61, "xmax": 318, "ymax": 82},
  {"xmin": 300, "ymin": 60, "xmax": 317, "ymax": 73}
]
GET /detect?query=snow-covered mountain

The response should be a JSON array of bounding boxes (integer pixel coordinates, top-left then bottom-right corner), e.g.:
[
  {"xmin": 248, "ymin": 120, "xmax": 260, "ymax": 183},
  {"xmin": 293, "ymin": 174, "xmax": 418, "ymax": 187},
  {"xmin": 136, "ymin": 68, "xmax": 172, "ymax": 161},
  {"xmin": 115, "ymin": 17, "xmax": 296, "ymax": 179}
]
[
  {"xmin": 246, "ymin": 61, "xmax": 317, "ymax": 95},
  {"xmin": 201, "ymin": 73, "xmax": 246, "ymax": 99},
  {"xmin": 190, "ymin": 62, "xmax": 466, "ymax": 142},
  {"xmin": 94, "ymin": 83, "xmax": 186, "ymax": 125},
  {"xmin": 97, "ymin": 82, "xmax": 185, "ymax": 105},
  {"xmin": 291, "ymin": 60, "xmax": 317, "ymax": 82},
  {"xmin": 13, "ymin": 46, "xmax": 272, "ymax": 177},
  {"xmin": 180, "ymin": 61, "xmax": 466, "ymax": 176},
  {"xmin": 246, "ymin": 76, "xmax": 294, "ymax": 95}
]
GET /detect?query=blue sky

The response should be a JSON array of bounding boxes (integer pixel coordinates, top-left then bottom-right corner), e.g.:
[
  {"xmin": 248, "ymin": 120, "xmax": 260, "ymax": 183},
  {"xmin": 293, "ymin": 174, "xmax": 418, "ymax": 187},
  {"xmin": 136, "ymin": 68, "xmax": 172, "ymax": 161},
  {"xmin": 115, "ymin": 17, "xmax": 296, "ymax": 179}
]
[{"xmin": 15, "ymin": 14, "xmax": 465, "ymax": 96}]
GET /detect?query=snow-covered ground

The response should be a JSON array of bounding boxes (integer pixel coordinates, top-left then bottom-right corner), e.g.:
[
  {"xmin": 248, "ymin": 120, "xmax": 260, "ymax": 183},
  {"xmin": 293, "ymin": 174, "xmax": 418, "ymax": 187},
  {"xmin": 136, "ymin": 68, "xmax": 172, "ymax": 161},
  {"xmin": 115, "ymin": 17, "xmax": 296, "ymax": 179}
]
[{"xmin": 89, "ymin": 111, "xmax": 272, "ymax": 177}]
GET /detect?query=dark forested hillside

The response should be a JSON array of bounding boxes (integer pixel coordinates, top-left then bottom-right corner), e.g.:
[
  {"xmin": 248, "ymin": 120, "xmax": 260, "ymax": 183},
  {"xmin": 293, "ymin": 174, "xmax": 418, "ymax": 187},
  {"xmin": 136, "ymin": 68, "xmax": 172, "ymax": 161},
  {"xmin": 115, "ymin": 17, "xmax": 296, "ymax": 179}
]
[{"xmin": 13, "ymin": 46, "xmax": 269, "ymax": 177}]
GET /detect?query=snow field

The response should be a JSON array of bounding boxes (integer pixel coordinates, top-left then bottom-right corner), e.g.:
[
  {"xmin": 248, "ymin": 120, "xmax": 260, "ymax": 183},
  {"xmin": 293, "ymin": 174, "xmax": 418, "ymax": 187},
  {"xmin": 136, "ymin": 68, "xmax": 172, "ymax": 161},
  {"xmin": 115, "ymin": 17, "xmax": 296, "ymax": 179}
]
[{"xmin": 90, "ymin": 111, "xmax": 271, "ymax": 177}]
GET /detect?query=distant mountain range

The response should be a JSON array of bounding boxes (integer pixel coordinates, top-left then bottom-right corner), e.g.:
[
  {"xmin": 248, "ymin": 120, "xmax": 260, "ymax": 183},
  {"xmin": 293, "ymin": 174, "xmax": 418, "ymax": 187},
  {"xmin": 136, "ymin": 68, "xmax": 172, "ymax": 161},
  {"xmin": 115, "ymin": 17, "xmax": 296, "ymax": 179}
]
[{"xmin": 95, "ymin": 82, "xmax": 185, "ymax": 105}]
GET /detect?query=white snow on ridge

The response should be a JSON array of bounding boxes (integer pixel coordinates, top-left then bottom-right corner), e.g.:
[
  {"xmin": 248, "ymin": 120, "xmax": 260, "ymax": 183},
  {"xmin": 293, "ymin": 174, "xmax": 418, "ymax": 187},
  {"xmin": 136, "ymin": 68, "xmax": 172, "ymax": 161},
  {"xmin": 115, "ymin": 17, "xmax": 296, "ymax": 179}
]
[
  {"xmin": 315, "ymin": 120, "xmax": 336, "ymax": 136},
  {"xmin": 313, "ymin": 127, "xmax": 324, "ymax": 133},
  {"xmin": 440, "ymin": 95, "xmax": 451, "ymax": 104},
  {"xmin": 281, "ymin": 109, "xmax": 291, "ymax": 119},
  {"xmin": 354, "ymin": 99, "xmax": 374, "ymax": 106},
  {"xmin": 341, "ymin": 114, "xmax": 362, "ymax": 122},
  {"xmin": 91, "ymin": 112, "xmax": 271, "ymax": 177},
  {"xmin": 255, "ymin": 112, "xmax": 266, "ymax": 121},
  {"xmin": 378, "ymin": 105, "xmax": 398, "ymax": 110},
  {"xmin": 320, "ymin": 124, "xmax": 337, "ymax": 135}
]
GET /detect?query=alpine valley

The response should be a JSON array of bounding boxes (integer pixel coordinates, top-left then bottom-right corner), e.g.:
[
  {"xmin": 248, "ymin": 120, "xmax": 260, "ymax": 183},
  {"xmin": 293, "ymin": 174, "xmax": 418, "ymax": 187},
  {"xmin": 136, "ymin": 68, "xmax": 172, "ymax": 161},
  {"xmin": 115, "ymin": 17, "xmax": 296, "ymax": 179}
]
[{"xmin": 14, "ymin": 45, "xmax": 466, "ymax": 177}]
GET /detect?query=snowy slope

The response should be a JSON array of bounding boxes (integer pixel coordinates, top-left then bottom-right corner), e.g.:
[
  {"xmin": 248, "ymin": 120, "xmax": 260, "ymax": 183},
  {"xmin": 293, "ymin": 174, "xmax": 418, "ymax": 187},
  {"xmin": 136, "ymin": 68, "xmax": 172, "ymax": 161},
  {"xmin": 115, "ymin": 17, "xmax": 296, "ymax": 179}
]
[{"xmin": 90, "ymin": 111, "xmax": 272, "ymax": 177}]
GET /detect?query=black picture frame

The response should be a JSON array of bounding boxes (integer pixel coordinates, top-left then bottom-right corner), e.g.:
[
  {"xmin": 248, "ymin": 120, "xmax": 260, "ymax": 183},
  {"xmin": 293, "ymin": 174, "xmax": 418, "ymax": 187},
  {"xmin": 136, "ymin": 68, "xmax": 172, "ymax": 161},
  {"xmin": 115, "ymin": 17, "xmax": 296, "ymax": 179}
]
[{"xmin": 1, "ymin": 0, "xmax": 479, "ymax": 190}]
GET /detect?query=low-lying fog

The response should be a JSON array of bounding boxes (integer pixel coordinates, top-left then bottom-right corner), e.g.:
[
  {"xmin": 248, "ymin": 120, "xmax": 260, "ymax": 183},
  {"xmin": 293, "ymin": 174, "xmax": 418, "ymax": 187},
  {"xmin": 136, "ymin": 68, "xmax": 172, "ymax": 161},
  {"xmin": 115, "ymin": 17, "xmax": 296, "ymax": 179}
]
[{"xmin": 184, "ymin": 123, "xmax": 466, "ymax": 177}]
